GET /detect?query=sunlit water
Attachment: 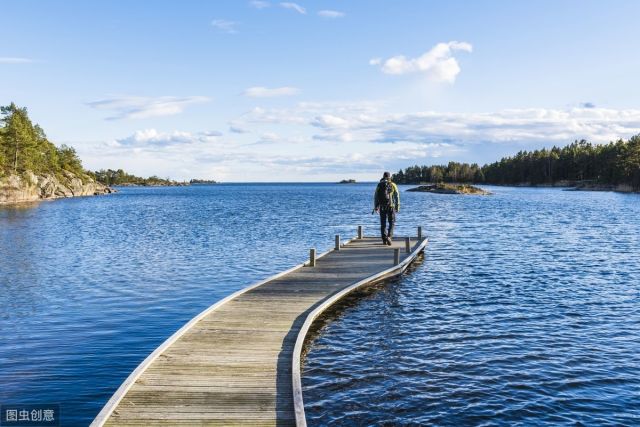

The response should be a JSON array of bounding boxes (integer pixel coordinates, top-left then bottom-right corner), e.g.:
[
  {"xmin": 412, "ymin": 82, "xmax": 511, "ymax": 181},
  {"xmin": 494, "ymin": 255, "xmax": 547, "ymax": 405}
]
[{"xmin": 1, "ymin": 184, "xmax": 639, "ymax": 426}]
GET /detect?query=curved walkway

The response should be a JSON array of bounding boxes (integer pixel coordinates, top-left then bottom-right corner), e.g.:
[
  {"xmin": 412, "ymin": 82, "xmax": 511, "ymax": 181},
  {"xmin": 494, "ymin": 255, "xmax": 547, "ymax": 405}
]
[{"xmin": 93, "ymin": 233, "xmax": 427, "ymax": 426}]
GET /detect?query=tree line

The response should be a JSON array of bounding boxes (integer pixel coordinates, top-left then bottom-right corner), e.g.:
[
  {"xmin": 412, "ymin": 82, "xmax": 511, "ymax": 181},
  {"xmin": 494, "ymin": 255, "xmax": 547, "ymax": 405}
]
[
  {"xmin": 0, "ymin": 103, "xmax": 85, "ymax": 179},
  {"xmin": 92, "ymin": 169, "xmax": 180, "ymax": 186},
  {"xmin": 392, "ymin": 136, "xmax": 640, "ymax": 190}
]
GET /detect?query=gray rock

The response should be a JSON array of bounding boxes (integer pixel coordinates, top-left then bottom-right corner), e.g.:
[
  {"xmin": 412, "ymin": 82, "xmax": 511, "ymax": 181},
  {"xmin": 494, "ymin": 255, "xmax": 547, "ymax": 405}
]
[{"xmin": 0, "ymin": 171, "xmax": 114, "ymax": 204}]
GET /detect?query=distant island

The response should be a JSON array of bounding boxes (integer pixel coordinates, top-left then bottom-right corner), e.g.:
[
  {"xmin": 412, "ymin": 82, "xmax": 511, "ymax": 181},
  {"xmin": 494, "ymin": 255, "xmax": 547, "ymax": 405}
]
[
  {"xmin": 189, "ymin": 179, "xmax": 217, "ymax": 185},
  {"xmin": 0, "ymin": 103, "xmax": 113, "ymax": 204},
  {"xmin": 393, "ymin": 136, "xmax": 640, "ymax": 193},
  {"xmin": 338, "ymin": 179, "xmax": 357, "ymax": 184},
  {"xmin": 408, "ymin": 183, "xmax": 491, "ymax": 195}
]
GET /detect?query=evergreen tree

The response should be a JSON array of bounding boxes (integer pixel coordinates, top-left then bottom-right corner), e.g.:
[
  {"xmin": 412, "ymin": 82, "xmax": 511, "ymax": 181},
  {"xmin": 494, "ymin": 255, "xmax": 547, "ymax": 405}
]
[{"xmin": 393, "ymin": 135, "xmax": 640, "ymax": 190}]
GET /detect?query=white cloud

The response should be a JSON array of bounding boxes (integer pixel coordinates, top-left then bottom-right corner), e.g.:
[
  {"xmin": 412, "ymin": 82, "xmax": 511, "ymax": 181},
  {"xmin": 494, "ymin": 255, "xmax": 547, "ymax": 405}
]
[
  {"xmin": 229, "ymin": 125, "xmax": 249, "ymax": 134},
  {"xmin": 258, "ymin": 132, "xmax": 280, "ymax": 143},
  {"xmin": 86, "ymin": 95, "xmax": 210, "ymax": 120},
  {"xmin": 280, "ymin": 2, "xmax": 306, "ymax": 14},
  {"xmin": 372, "ymin": 41, "xmax": 472, "ymax": 83},
  {"xmin": 0, "ymin": 57, "xmax": 34, "ymax": 64},
  {"xmin": 86, "ymin": 103, "xmax": 640, "ymax": 181},
  {"xmin": 243, "ymin": 86, "xmax": 300, "ymax": 98},
  {"xmin": 231, "ymin": 101, "xmax": 381, "ymax": 129},
  {"xmin": 318, "ymin": 10, "xmax": 345, "ymax": 18},
  {"xmin": 311, "ymin": 114, "xmax": 351, "ymax": 129},
  {"xmin": 249, "ymin": 0, "xmax": 270, "ymax": 8},
  {"xmin": 211, "ymin": 19, "xmax": 239, "ymax": 34},
  {"xmin": 114, "ymin": 129, "xmax": 222, "ymax": 148},
  {"xmin": 232, "ymin": 102, "xmax": 640, "ymax": 146},
  {"xmin": 311, "ymin": 107, "xmax": 640, "ymax": 145}
]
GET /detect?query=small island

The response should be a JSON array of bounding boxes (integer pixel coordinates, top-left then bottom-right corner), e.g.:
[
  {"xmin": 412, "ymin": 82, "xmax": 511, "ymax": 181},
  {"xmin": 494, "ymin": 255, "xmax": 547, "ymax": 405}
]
[
  {"xmin": 190, "ymin": 179, "xmax": 217, "ymax": 185},
  {"xmin": 407, "ymin": 183, "xmax": 492, "ymax": 195},
  {"xmin": 338, "ymin": 179, "xmax": 357, "ymax": 184}
]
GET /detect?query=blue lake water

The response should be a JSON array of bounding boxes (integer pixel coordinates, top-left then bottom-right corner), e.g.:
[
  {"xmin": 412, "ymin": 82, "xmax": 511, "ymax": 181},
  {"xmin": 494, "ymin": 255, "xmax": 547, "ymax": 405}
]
[{"xmin": 1, "ymin": 184, "xmax": 639, "ymax": 426}]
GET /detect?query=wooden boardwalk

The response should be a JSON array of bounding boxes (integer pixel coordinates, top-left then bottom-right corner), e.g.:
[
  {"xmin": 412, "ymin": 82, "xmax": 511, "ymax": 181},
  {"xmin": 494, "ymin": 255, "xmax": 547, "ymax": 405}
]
[{"xmin": 93, "ymin": 230, "xmax": 428, "ymax": 426}]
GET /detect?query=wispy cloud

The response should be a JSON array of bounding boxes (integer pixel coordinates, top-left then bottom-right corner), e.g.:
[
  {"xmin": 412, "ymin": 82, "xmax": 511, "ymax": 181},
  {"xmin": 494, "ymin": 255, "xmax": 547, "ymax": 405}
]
[
  {"xmin": 211, "ymin": 19, "xmax": 239, "ymax": 34},
  {"xmin": 231, "ymin": 102, "xmax": 640, "ymax": 146},
  {"xmin": 0, "ymin": 57, "xmax": 34, "ymax": 64},
  {"xmin": 318, "ymin": 10, "xmax": 345, "ymax": 18},
  {"xmin": 87, "ymin": 95, "xmax": 210, "ymax": 120},
  {"xmin": 243, "ymin": 86, "xmax": 300, "ymax": 98},
  {"xmin": 249, "ymin": 0, "xmax": 270, "ymax": 9},
  {"xmin": 312, "ymin": 107, "xmax": 640, "ymax": 145},
  {"xmin": 229, "ymin": 125, "xmax": 250, "ymax": 134},
  {"xmin": 280, "ymin": 2, "xmax": 306, "ymax": 14},
  {"xmin": 113, "ymin": 129, "xmax": 222, "ymax": 148},
  {"xmin": 87, "ymin": 101, "xmax": 640, "ymax": 182},
  {"xmin": 371, "ymin": 41, "xmax": 472, "ymax": 83}
]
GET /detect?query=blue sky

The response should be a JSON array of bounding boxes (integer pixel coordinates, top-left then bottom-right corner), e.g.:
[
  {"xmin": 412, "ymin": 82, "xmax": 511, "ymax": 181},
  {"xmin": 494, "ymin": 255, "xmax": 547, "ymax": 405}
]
[{"xmin": 3, "ymin": 0, "xmax": 640, "ymax": 181}]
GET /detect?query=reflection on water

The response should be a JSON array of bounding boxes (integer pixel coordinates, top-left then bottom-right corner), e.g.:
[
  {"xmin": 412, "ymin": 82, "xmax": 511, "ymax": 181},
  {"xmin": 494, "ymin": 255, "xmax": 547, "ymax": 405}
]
[{"xmin": 1, "ymin": 184, "xmax": 639, "ymax": 425}]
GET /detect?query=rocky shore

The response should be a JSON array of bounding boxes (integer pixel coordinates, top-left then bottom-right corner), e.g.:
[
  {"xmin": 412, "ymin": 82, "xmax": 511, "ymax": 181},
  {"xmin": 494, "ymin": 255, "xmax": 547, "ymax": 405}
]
[
  {"xmin": 114, "ymin": 181, "xmax": 189, "ymax": 187},
  {"xmin": 564, "ymin": 183, "xmax": 637, "ymax": 193},
  {"xmin": 0, "ymin": 171, "xmax": 114, "ymax": 204},
  {"xmin": 407, "ymin": 183, "xmax": 492, "ymax": 195}
]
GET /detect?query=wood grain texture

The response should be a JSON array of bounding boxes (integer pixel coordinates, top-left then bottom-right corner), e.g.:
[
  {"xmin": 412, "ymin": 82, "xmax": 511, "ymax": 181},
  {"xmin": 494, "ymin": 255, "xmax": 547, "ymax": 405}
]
[{"xmin": 94, "ymin": 236, "xmax": 427, "ymax": 427}]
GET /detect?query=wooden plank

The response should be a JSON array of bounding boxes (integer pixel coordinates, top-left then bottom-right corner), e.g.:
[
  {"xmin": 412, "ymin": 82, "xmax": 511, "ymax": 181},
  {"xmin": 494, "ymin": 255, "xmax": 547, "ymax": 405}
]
[{"xmin": 93, "ymin": 235, "xmax": 428, "ymax": 427}]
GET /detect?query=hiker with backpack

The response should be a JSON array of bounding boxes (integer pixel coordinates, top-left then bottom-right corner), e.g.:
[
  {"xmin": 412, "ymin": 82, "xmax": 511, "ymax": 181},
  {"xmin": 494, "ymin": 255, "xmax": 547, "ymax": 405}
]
[{"xmin": 374, "ymin": 171, "xmax": 400, "ymax": 245}]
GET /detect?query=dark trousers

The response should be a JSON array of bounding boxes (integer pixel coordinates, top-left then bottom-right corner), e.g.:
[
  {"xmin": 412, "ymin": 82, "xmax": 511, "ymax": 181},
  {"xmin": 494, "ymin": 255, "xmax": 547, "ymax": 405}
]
[{"xmin": 379, "ymin": 207, "xmax": 395, "ymax": 241}]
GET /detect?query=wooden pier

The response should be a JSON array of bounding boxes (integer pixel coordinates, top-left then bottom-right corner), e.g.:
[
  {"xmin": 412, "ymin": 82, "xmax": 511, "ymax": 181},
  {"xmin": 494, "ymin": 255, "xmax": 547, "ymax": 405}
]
[{"xmin": 92, "ymin": 228, "xmax": 428, "ymax": 426}]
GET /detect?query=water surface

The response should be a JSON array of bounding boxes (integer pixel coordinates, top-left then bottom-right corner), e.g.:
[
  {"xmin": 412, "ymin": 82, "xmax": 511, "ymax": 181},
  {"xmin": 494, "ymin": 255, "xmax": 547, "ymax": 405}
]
[
  {"xmin": 303, "ymin": 186, "xmax": 640, "ymax": 426},
  {"xmin": 1, "ymin": 184, "xmax": 639, "ymax": 425}
]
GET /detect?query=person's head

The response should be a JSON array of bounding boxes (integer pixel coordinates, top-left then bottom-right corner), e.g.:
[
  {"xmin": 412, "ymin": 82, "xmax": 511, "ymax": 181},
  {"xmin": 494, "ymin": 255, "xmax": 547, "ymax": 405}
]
[{"xmin": 383, "ymin": 171, "xmax": 391, "ymax": 180}]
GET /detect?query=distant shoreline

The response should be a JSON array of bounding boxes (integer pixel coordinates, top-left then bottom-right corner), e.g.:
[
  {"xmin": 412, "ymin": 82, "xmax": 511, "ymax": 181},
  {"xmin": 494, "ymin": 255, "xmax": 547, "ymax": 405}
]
[
  {"xmin": 397, "ymin": 181, "xmax": 638, "ymax": 194},
  {"xmin": 482, "ymin": 182, "xmax": 638, "ymax": 194}
]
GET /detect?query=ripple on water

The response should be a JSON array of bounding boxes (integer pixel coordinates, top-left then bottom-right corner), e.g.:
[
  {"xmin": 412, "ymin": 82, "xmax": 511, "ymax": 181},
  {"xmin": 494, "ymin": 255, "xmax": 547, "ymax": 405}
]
[
  {"xmin": 302, "ymin": 187, "xmax": 640, "ymax": 426},
  {"xmin": 1, "ymin": 185, "xmax": 639, "ymax": 425}
]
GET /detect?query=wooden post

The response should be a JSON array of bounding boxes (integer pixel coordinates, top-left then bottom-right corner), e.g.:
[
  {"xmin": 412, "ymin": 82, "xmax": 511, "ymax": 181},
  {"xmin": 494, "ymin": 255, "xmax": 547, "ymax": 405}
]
[
  {"xmin": 405, "ymin": 237, "xmax": 411, "ymax": 253},
  {"xmin": 309, "ymin": 248, "xmax": 316, "ymax": 267},
  {"xmin": 335, "ymin": 235, "xmax": 340, "ymax": 251},
  {"xmin": 357, "ymin": 225, "xmax": 363, "ymax": 239},
  {"xmin": 394, "ymin": 248, "xmax": 400, "ymax": 265},
  {"xmin": 418, "ymin": 226, "xmax": 423, "ymax": 240}
]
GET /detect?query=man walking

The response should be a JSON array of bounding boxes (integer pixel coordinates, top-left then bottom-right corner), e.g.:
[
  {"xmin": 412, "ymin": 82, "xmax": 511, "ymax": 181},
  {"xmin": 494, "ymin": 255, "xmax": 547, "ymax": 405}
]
[{"xmin": 374, "ymin": 171, "xmax": 400, "ymax": 245}]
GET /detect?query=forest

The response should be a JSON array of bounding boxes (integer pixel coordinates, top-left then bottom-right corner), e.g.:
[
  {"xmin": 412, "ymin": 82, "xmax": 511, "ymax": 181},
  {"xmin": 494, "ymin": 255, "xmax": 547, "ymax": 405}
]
[
  {"xmin": 92, "ymin": 169, "xmax": 181, "ymax": 186},
  {"xmin": 392, "ymin": 137, "xmax": 640, "ymax": 190},
  {"xmin": 0, "ymin": 103, "xmax": 86, "ymax": 180}
]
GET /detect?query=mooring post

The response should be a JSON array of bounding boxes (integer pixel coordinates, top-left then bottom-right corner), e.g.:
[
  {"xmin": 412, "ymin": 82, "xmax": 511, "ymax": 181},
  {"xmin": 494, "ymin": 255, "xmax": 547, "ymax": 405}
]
[
  {"xmin": 394, "ymin": 248, "xmax": 400, "ymax": 265},
  {"xmin": 309, "ymin": 248, "xmax": 316, "ymax": 267},
  {"xmin": 405, "ymin": 237, "xmax": 411, "ymax": 253},
  {"xmin": 335, "ymin": 235, "xmax": 341, "ymax": 250},
  {"xmin": 418, "ymin": 226, "xmax": 423, "ymax": 240},
  {"xmin": 357, "ymin": 225, "xmax": 363, "ymax": 239}
]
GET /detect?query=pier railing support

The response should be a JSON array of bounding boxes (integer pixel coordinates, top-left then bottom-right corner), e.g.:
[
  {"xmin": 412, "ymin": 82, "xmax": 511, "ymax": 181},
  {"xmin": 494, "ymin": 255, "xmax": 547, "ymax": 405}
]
[
  {"xmin": 309, "ymin": 248, "xmax": 316, "ymax": 267},
  {"xmin": 418, "ymin": 226, "xmax": 423, "ymax": 240},
  {"xmin": 393, "ymin": 248, "xmax": 400, "ymax": 265},
  {"xmin": 405, "ymin": 237, "xmax": 411, "ymax": 253},
  {"xmin": 335, "ymin": 235, "xmax": 341, "ymax": 251},
  {"xmin": 357, "ymin": 225, "xmax": 363, "ymax": 239}
]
